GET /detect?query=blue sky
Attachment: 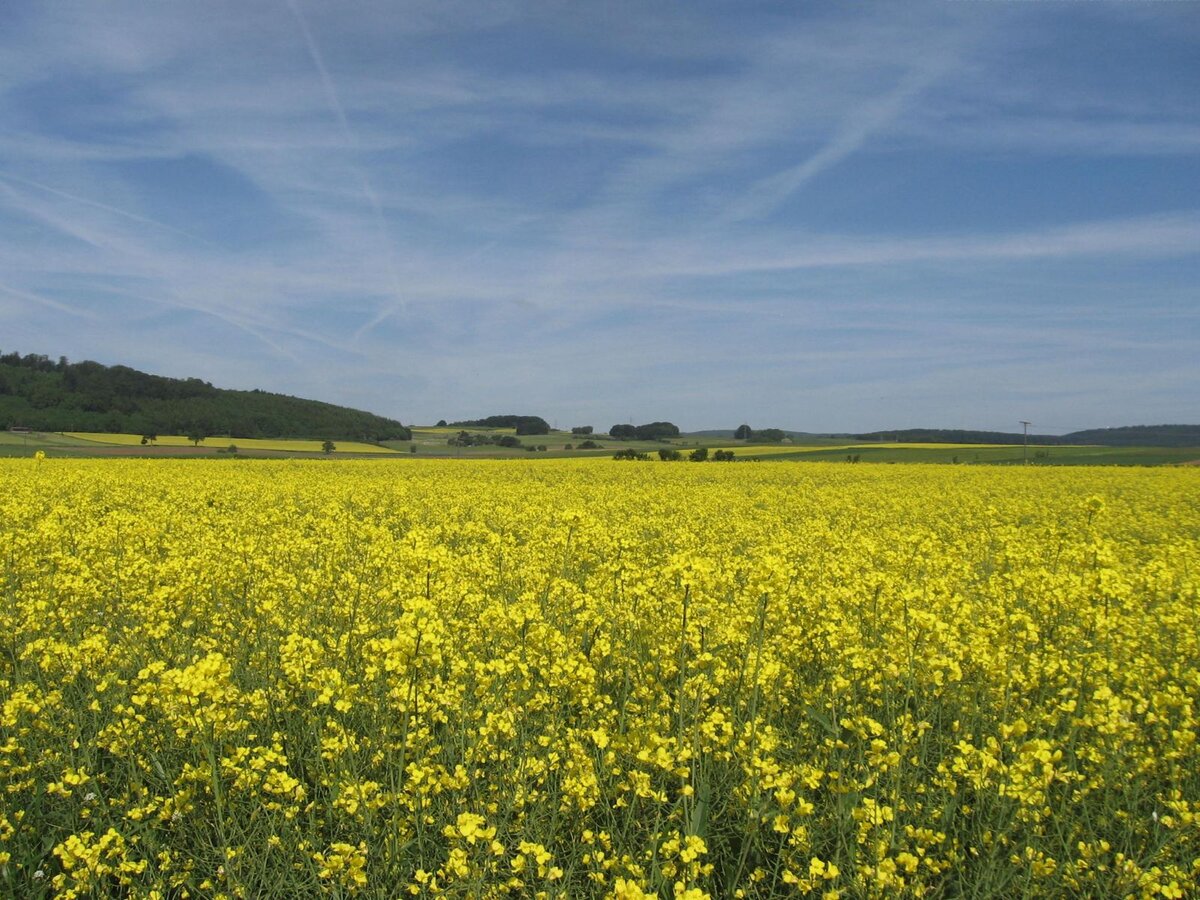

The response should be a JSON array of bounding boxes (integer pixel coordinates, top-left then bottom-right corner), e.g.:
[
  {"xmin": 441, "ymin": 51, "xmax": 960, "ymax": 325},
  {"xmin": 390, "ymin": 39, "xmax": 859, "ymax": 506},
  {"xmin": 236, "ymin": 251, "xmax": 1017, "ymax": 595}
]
[{"xmin": 1, "ymin": 1, "xmax": 1197, "ymax": 433}]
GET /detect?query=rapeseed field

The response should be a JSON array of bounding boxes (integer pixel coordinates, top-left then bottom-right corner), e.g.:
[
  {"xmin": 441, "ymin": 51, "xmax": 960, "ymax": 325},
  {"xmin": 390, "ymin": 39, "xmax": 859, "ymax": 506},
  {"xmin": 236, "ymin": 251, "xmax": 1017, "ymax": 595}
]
[{"xmin": 1, "ymin": 459, "xmax": 1197, "ymax": 898}]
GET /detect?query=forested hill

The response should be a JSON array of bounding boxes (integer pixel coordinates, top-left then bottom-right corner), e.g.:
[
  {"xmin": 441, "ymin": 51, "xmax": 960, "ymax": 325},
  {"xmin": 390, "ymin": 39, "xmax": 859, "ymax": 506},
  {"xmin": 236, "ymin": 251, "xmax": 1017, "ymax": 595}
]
[
  {"xmin": 1059, "ymin": 425, "xmax": 1200, "ymax": 447},
  {"xmin": 853, "ymin": 426, "xmax": 1200, "ymax": 447},
  {"xmin": 0, "ymin": 351, "xmax": 411, "ymax": 441},
  {"xmin": 853, "ymin": 428, "xmax": 1061, "ymax": 445}
]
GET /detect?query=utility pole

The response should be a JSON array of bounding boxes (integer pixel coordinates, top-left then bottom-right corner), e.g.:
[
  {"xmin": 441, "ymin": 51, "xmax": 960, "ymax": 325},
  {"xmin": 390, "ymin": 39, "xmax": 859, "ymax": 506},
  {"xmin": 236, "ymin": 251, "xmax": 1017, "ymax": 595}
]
[{"xmin": 1020, "ymin": 421, "xmax": 1031, "ymax": 464}]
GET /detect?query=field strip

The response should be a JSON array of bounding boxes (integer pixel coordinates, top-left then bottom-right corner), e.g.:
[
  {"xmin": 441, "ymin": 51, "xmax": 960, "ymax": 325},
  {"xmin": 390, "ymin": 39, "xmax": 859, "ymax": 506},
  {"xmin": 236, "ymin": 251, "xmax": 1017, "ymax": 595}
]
[{"xmin": 62, "ymin": 432, "xmax": 401, "ymax": 453}]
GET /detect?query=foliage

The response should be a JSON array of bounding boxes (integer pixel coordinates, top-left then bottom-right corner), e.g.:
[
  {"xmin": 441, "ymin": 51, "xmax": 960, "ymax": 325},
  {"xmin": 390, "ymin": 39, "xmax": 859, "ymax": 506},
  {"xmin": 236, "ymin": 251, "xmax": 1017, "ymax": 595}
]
[
  {"xmin": 748, "ymin": 428, "xmax": 786, "ymax": 443},
  {"xmin": 613, "ymin": 448, "xmax": 650, "ymax": 460},
  {"xmin": 690, "ymin": 447, "xmax": 709, "ymax": 462},
  {"xmin": 448, "ymin": 431, "xmax": 522, "ymax": 449},
  {"xmin": 851, "ymin": 425, "xmax": 1200, "ymax": 448},
  {"xmin": 610, "ymin": 422, "xmax": 680, "ymax": 441},
  {"xmin": 658, "ymin": 448, "xmax": 682, "ymax": 461},
  {"xmin": 0, "ymin": 350, "xmax": 411, "ymax": 441},
  {"xmin": 449, "ymin": 415, "xmax": 550, "ymax": 435},
  {"xmin": 572, "ymin": 426, "xmax": 594, "ymax": 435},
  {"xmin": 1059, "ymin": 424, "xmax": 1200, "ymax": 447},
  {"xmin": 2, "ymin": 459, "xmax": 1198, "ymax": 898},
  {"xmin": 734, "ymin": 424, "xmax": 752, "ymax": 440},
  {"xmin": 711, "ymin": 449, "xmax": 735, "ymax": 461}
]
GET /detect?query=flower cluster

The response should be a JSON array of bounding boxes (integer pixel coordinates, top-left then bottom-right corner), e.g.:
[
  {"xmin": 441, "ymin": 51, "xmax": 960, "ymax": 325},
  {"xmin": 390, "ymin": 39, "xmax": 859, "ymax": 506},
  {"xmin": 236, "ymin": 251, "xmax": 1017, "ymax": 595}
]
[{"xmin": 1, "ymin": 458, "xmax": 1198, "ymax": 897}]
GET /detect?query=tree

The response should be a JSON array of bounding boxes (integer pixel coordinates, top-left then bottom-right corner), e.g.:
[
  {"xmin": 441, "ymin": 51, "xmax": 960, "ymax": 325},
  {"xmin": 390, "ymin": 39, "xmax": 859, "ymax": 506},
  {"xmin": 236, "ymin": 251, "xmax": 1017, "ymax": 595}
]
[
  {"xmin": 571, "ymin": 426, "xmax": 593, "ymax": 435},
  {"xmin": 613, "ymin": 448, "xmax": 649, "ymax": 460},
  {"xmin": 689, "ymin": 447, "xmax": 708, "ymax": 462},
  {"xmin": 713, "ymin": 449, "xmax": 735, "ymax": 461},
  {"xmin": 634, "ymin": 421, "xmax": 679, "ymax": 441},
  {"xmin": 734, "ymin": 424, "xmax": 752, "ymax": 440},
  {"xmin": 658, "ymin": 448, "xmax": 681, "ymax": 461},
  {"xmin": 609, "ymin": 424, "xmax": 636, "ymax": 440},
  {"xmin": 322, "ymin": 440, "xmax": 335, "ymax": 454},
  {"xmin": 449, "ymin": 415, "xmax": 550, "ymax": 434},
  {"xmin": 187, "ymin": 429, "xmax": 206, "ymax": 447},
  {"xmin": 436, "ymin": 420, "xmax": 447, "ymax": 427},
  {"xmin": 751, "ymin": 428, "xmax": 786, "ymax": 443}
]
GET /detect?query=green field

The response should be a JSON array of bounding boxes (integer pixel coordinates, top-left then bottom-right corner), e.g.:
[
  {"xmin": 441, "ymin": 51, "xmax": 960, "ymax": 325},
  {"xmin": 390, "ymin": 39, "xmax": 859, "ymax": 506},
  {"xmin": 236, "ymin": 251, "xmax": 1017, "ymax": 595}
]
[
  {"xmin": 0, "ymin": 431, "xmax": 400, "ymax": 458},
  {"xmin": 739, "ymin": 443, "xmax": 1200, "ymax": 466},
  {"xmin": 4, "ymin": 428, "xmax": 1197, "ymax": 466}
]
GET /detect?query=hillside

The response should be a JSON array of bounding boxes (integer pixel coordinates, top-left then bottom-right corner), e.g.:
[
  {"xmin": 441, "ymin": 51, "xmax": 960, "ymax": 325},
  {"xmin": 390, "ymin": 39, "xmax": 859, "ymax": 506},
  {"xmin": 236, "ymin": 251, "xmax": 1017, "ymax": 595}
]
[
  {"xmin": 1060, "ymin": 425, "xmax": 1200, "ymax": 447},
  {"xmin": 853, "ymin": 426, "xmax": 1200, "ymax": 447},
  {"xmin": 0, "ymin": 351, "xmax": 410, "ymax": 441},
  {"xmin": 853, "ymin": 428, "xmax": 1060, "ymax": 445}
]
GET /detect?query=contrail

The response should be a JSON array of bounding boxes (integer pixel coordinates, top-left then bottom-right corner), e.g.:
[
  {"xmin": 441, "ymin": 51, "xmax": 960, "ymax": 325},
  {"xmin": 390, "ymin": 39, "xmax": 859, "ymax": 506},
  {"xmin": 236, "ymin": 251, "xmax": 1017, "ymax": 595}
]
[
  {"xmin": 0, "ymin": 169, "xmax": 211, "ymax": 245},
  {"xmin": 722, "ymin": 63, "xmax": 946, "ymax": 224},
  {"xmin": 284, "ymin": 0, "xmax": 407, "ymax": 338},
  {"xmin": 0, "ymin": 280, "xmax": 100, "ymax": 319}
]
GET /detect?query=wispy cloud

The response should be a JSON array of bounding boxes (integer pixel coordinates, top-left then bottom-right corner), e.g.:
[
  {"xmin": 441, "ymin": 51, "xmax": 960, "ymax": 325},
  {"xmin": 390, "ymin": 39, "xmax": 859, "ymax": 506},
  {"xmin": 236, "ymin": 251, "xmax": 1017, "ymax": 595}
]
[
  {"xmin": 0, "ymin": 280, "xmax": 100, "ymax": 319},
  {"xmin": 721, "ymin": 63, "xmax": 952, "ymax": 224},
  {"xmin": 0, "ymin": 1, "xmax": 1195, "ymax": 430}
]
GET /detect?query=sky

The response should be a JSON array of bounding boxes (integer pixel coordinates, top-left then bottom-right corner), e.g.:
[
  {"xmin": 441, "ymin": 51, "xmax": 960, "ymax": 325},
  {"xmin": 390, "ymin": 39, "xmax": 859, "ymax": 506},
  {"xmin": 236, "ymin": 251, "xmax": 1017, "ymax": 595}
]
[{"xmin": 0, "ymin": 2, "xmax": 1197, "ymax": 434}]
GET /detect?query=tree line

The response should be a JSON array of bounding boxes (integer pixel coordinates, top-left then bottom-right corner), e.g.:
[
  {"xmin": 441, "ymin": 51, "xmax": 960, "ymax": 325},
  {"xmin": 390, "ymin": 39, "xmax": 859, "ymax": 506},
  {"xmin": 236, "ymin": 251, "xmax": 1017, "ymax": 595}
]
[
  {"xmin": 448, "ymin": 415, "xmax": 550, "ymax": 435},
  {"xmin": 608, "ymin": 422, "xmax": 680, "ymax": 441},
  {"xmin": 0, "ymin": 351, "xmax": 411, "ymax": 441}
]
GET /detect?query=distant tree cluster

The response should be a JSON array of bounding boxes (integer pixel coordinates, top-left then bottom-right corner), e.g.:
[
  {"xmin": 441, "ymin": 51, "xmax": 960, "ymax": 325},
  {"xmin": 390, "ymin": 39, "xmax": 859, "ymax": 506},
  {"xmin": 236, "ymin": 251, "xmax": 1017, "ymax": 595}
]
[
  {"xmin": 449, "ymin": 415, "xmax": 550, "ymax": 435},
  {"xmin": 0, "ymin": 351, "xmax": 411, "ymax": 441},
  {"xmin": 608, "ymin": 421, "xmax": 680, "ymax": 441},
  {"xmin": 577, "ymin": 440, "xmax": 601, "ymax": 450},
  {"xmin": 852, "ymin": 428, "xmax": 1060, "ymax": 445},
  {"xmin": 748, "ymin": 428, "xmax": 786, "ymax": 443},
  {"xmin": 447, "ymin": 431, "xmax": 523, "ymax": 448},
  {"xmin": 612, "ymin": 448, "xmax": 650, "ymax": 460},
  {"xmin": 571, "ymin": 426, "xmax": 593, "ymax": 435}
]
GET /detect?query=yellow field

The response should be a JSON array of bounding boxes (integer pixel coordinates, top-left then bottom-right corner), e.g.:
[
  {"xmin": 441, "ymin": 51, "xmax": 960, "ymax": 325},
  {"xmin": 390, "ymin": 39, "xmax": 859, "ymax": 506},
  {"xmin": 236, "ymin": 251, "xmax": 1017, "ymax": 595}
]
[
  {"xmin": 63, "ymin": 432, "xmax": 401, "ymax": 454},
  {"xmin": 2, "ymin": 459, "xmax": 1197, "ymax": 898}
]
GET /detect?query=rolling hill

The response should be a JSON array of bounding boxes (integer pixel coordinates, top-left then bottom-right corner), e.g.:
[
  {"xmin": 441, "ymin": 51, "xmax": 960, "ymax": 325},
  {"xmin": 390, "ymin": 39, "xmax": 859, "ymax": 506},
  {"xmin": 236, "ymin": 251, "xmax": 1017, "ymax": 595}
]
[
  {"xmin": 852, "ymin": 426, "xmax": 1200, "ymax": 447},
  {"xmin": 0, "ymin": 351, "xmax": 411, "ymax": 441}
]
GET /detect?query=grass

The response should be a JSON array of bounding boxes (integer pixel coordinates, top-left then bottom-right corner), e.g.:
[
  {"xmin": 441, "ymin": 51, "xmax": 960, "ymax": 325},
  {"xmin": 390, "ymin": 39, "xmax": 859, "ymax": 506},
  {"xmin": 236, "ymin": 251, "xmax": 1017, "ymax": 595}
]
[
  {"xmin": 4, "ymin": 428, "xmax": 1196, "ymax": 466},
  {"xmin": 741, "ymin": 443, "xmax": 1200, "ymax": 466},
  {"xmin": 61, "ymin": 433, "xmax": 402, "ymax": 454}
]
